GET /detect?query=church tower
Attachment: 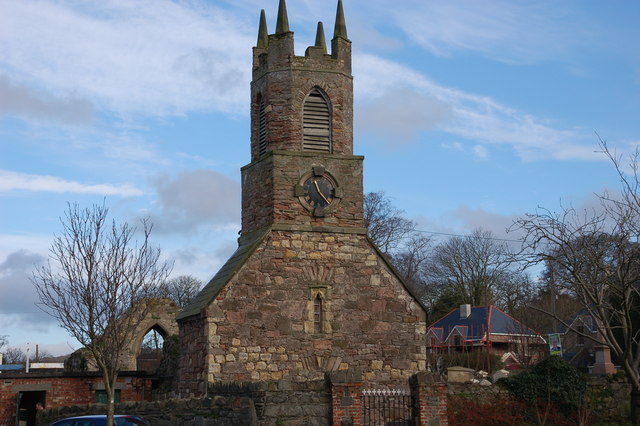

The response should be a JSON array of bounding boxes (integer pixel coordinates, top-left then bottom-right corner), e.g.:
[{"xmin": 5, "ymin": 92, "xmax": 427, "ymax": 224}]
[
  {"xmin": 242, "ymin": 0, "xmax": 361, "ymax": 234},
  {"xmin": 177, "ymin": 0, "xmax": 426, "ymax": 396}
]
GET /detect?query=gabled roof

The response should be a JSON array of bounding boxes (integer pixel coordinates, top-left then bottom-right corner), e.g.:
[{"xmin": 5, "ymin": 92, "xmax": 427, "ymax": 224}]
[
  {"xmin": 177, "ymin": 227, "xmax": 270, "ymax": 320},
  {"xmin": 426, "ymin": 327, "xmax": 444, "ymax": 341},
  {"xmin": 427, "ymin": 305, "xmax": 539, "ymax": 344},
  {"xmin": 558, "ymin": 308, "xmax": 598, "ymax": 335},
  {"xmin": 177, "ymin": 224, "xmax": 429, "ymax": 321}
]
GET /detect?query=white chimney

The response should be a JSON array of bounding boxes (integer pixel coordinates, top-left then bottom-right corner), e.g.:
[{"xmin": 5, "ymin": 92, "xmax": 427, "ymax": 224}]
[
  {"xmin": 460, "ymin": 304, "xmax": 472, "ymax": 319},
  {"xmin": 0, "ymin": 352, "xmax": 3, "ymax": 364}
]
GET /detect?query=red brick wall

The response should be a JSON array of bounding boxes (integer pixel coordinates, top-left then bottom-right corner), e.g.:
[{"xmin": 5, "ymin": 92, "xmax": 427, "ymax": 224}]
[
  {"xmin": 411, "ymin": 373, "xmax": 448, "ymax": 425},
  {"xmin": 331, "ymin": 380, "xmax": 363, "ymax": 426},
  {"xmin": 0, "ymin": 374, "xmax": 151, "ymax": 425}
]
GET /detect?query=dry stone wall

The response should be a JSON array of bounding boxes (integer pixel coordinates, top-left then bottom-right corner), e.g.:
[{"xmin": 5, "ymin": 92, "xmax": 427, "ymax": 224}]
[{"xmin": 37, "ymin": 397, "xmax": 257, "ymax": 426}]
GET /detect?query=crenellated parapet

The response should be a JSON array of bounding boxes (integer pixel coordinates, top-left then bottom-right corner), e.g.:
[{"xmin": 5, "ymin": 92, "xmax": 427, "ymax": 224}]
[{"xmin": 252, "ymin": 0, "xmax": 351, "ymax": 78}]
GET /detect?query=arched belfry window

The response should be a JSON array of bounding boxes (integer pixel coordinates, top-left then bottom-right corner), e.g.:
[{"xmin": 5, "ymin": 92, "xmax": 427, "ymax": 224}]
[
  {"xmin": 303, "ymin": 88, "xmax": 332, "ymax": 153},
  {"xmin": 314, "ymin": 293, "xmax": 323, "ymax": 334},
  {"xmin": 258, "ymin": 96, "xmax": 267, "ymax": 157}
]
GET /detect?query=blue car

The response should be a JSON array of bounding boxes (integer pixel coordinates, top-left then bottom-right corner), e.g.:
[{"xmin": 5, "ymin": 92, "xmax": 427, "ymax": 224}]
[{"xmin": 49, "ymin": 415, "xmax": 150, "ymax": 426}]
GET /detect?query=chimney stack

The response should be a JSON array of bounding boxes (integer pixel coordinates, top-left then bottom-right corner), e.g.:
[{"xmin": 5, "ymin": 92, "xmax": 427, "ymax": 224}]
[{"xmin": 460, "ymin": 304, "xmax": 471, "ymax": 319}]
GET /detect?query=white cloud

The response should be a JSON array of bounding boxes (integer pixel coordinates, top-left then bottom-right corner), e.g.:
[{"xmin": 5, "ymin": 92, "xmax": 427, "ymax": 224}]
[
  {"xmin": 440, "ymin": 142, "xmax": 489, "ymax": 160},
  {"xmin": 0, "ymin": 0, "xmax": 254, "ymax": 118},
  {"xmin": 473, "ymin": 145, "xmax": 489, "ymax": 160},
  {"xmin": 354, "ymin": 53, "xmax": 600, "ymax": 161},
  {"xmin": 0, "ymin": 251, "xmax": 50, "ymax": 328},
  {"xmin": 147, "ymin": 169, "xmax": 240, "ymax": 233},
  {"xmin": 355, "ymin": 89, "xmax": 452, "ymax": 146},
  {"xmin": 0, "ymin": 170, "xmax": 143, "ymax": 196},
  {"xmin": 451, "ymin": 206, "xmax": 520, "ymax": 237},
  {"xmin": 0, "ymin": 74, "xmax": 94, "ymax": 125},
  {"xmin": 392, "ymin": 0, "xmax": 590, "ymax": 64}
]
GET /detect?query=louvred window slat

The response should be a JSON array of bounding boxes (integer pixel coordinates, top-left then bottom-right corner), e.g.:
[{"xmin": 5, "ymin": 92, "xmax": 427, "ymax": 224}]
[{"xmin": 303, "ymin": 89, "xmax": 331, "ymax": 152}]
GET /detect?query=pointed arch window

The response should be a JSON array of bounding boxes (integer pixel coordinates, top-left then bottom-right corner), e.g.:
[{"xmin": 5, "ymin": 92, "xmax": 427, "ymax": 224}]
[
  {"xmin": 258, "ymin": 97, "xmax": 267, "ymax": 157},
  {"xmin": 313, "ymin": 293, "xmax": 324, "ymax": 334},
  {"xmin": 303, "ymin": 88, "xmax": 331, "ymax": 152}
]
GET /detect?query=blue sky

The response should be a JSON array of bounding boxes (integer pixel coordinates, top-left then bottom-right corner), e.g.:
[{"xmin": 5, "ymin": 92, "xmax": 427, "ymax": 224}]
[{"xmin": 1, "ymin": 0, "xmax": 639, "ymax": 355}]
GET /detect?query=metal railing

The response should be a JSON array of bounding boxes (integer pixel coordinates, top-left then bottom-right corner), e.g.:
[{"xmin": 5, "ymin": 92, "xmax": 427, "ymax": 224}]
[{"xmin": 362, "ymin": 388, "xmax": 414, "ymax": 425}]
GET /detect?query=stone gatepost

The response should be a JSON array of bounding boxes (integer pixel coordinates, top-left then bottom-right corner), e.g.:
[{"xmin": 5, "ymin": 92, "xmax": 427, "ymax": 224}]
[
  {"xmin": 328, "ymin": 370, "xmax": 363, "ymax": 426},
  {"xmin": 410, "ymin": 372, "xmax": 448, "ymax": 425}
]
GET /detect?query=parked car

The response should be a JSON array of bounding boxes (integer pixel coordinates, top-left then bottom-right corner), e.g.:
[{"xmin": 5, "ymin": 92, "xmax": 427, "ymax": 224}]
[{"xmin": 49, "ymin": 415, "xmax": 150, "ymax": 426}]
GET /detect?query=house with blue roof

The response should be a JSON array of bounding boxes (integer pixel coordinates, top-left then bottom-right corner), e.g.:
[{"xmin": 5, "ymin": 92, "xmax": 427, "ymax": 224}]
[{"xmin": 426, "ymin": 304, "xmax": 546, "ymax": 367}]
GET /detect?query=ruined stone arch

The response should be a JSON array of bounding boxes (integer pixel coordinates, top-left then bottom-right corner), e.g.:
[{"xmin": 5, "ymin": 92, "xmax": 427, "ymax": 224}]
[{"xmin": 121, "ymin": 298, "xmax": 180, "ymax": 371}]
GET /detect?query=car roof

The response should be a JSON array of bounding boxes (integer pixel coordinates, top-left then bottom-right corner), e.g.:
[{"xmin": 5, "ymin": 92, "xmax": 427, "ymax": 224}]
[
  {"xmin": 49, "ymin": 415, "xmax": 145, "ymax": 425},
  {"xmin": 55, "ymin": 415, "xmax": 136, "ymax": 419}
]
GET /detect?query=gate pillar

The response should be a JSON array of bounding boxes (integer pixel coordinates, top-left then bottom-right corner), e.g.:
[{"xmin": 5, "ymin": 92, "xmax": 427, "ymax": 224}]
[
  {"xmin": 328, "ymin": 370, "xmax": 364, "ymax": 426},
  {"xmin": 410, "ymin": 372, "xmax": 448, "ymax": 425}
]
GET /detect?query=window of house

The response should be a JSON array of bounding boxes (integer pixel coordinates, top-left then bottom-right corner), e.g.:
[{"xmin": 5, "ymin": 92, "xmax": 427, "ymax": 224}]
[
  {"xmin": 453, "ymin": 334, "xmax": 462, "ymax": 346},
  {"xmin": 302, "ymin": 88, "xmax": 331, "ymax": 152},
  {"xmin": 95, "ymin": 389, "xmax": 121, "ymax": 404},
  {"xmin": 577, "ymin": 324, "xmax": 585, "ymax": 345}
]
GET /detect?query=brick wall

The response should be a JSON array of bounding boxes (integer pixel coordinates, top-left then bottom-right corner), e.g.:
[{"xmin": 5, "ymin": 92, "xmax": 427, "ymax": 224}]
[
  {"xmin": 411, "ymin": 372, "xmax": 448, "ymax": 425},
  {"xmin": 0, "ymin": 373, "xmax": 151, "ymax": 426},
  {"xmin": 329, "ymin": 371, "xmax": 448, "ymax": 426}
]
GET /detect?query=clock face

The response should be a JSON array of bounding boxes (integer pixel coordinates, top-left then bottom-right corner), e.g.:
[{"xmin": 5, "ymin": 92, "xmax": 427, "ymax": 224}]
[
  {"xmin": 295, "ymin": 167, "xmax": 342, "ymax": 216},
  {"xmin": 303, "ymin": 175, "xmax": 335, "ymax": 208}
]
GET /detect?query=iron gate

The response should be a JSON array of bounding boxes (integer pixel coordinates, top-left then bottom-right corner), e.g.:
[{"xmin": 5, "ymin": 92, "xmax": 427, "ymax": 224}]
[{"xmin": 362, "ymin": 388, "xmax": 414, "ymax": 425}]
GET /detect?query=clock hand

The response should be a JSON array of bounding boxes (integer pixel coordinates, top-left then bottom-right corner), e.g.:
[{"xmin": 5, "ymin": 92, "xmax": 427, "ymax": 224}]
[{"xmin": 313, "ymin": 178, "xmax": 331, "ymax": 205}]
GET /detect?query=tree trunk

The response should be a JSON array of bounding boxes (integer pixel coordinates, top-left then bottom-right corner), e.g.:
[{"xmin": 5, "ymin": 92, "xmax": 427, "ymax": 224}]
[
  {"xmin": 107, "ymin": 396, "xmax": 115, "ymax": 426},
  {"xmin": 631, "ymin": 387, "xmax": 640, "ymax": 425},
  {"xmin": 105, "ymin": 373, "xmax": 116, "ymax": 426}
]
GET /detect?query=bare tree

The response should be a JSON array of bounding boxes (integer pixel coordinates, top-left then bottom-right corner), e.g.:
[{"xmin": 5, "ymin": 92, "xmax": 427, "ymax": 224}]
[
  {"xmin": 3, "ymin": 347, "xmax": 26, "ymax": 364},
  {"xmin": 364, "ymin": 191, "xmax": 416, "ymax": 254},
  {"xmin": 31, "ymin": 203, "xmax": 172, "ymax": 426},
  {"xmin": 391, "ymin": 234, "xmax": 434, "ymax": 309},
  {"xmin": 33, "ymin": 347, "xmax": 54, "ymax": 362},
  {"xmin": 159, "ymin": 275, "xmax": 203, "ymax": 308},
  {"xmin": 513, "ymin": 139, "xmax": 640, "ymax": 424},
  {"xmin": 426, "ymin": 228, "xmax": 527, "ymax": 308}
]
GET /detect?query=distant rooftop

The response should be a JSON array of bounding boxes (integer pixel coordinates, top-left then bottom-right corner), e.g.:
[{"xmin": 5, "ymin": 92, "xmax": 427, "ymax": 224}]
[{"xmin": 0, "ymin": 364, "xmax": 24, "ymax": 371}]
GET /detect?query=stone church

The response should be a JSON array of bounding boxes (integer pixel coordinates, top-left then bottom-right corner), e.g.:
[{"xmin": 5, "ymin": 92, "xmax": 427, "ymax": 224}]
[{"xmin": 177, "ymin": 0, "xmax": 426, "ymax": 396}]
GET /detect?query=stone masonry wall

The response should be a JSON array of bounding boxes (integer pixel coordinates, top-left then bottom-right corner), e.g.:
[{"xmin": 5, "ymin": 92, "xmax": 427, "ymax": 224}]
[
  {"xmin": 208, "ymin": 380, "xmax": 330, "ymax": 426},
  {"xmin": 37, "ymin": 381, "xmax": 331, "ymax": 426},
  {"xmin": 178, "ymin": 315, "xmax": 209, "ymax": 397},
  {"xmin": 250, "ymin": 32, "xmax": 353, "ymax": 161},
  {"xmin": 241, "ymin": 152, "xmax": 364, "ymax": 233},
  {"xmin": 37, "ymin": 397, "xmax": 257, "ymax": 426},
  {"xmin": 198, "ymin": 229, "xmax": 426, "ymax": 386}
]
